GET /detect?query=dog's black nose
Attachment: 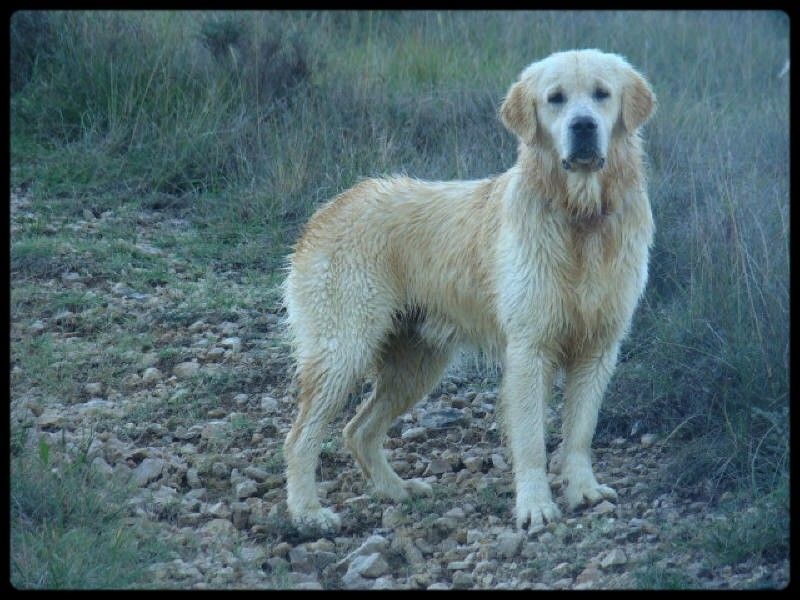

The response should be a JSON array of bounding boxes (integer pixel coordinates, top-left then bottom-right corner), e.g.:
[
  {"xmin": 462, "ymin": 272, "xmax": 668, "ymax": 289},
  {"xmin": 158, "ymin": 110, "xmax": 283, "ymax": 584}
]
[{"xmin": 570, "ymin": 116, "xmax": 597, "ymax": 136}]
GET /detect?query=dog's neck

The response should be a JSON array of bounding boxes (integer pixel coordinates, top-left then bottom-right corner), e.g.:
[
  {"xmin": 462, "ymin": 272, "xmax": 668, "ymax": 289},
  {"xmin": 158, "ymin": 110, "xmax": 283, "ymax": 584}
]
[{"xmin": 515, "ymin": 135, "xmax": 645, "ymax": 225}]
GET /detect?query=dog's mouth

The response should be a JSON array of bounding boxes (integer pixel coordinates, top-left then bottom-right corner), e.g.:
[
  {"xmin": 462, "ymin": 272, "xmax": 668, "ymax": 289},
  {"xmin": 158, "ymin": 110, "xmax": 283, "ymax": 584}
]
[{"xmin": 561, "ymin": 152, "xmax": 605, "ymax": 172}]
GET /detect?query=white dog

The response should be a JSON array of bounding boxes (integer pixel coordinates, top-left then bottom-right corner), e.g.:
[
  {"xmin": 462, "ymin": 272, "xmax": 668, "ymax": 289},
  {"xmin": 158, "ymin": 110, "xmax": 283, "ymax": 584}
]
[{"xmin": 283, "ymin": 49, "xmax": 655, "ymax": 532}]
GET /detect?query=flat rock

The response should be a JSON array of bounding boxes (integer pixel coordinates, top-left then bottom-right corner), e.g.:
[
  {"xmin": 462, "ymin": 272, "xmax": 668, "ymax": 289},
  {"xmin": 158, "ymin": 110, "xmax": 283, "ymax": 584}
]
[
  {"xmin": 452, "ymin": 571, "xmax": 474, "ymax": 589},
  {"xmin": 142, "ymin": 367, "xmax": 163, "ymax": 383},
  {"xmin": 418, "ymin": 408, "xmax": 468, "ymax": 429},
  {"xmin": 173, "ymin": 362, "xmax": 200, "ymax": 379},
  {"xmin": 640, "ymin": 433, "xmax": 658, "ymax": 447},
  {"xmin": 348, "ymin": 553, "xmax": 389, "ymax": 578},
  {"xmin": 131, "ymin": 458, "xmax": 164, "ymax": 487},
  {"xmin": 494, "ymin": 531, "xmax": 524, "ymax": 559},
  {"xmin": 288, "ymin": 546, "xmax": 314, "ymax": 573},
  {"xmin": 600, "ymin": 548, "xmax": 628, "ymax": 568},
  {"xmin": 200, "ymin": 518, "xmax": 237, "ymax": 538},
  {"xmin": 236, "ymin": 479, "xmax": 258, "ymax": 499},
  {"xmin": 426, "ymin": 458, "xmax": 452, "ymax": 475},
  {"xmin": 401, "ymin": 427, "xmax": 427, "ymax": 441}
]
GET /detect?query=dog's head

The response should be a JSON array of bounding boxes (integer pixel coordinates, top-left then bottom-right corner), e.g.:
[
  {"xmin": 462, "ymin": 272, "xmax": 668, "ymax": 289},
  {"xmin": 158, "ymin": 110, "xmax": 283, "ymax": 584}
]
[{"xmin": 500, "ymin": 49, "xmax": 655, "ymax": 173}]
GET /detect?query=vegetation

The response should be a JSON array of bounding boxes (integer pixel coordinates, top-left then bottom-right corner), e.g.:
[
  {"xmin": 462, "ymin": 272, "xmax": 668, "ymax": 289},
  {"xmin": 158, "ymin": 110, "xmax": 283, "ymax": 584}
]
[
  {"xmin": 11, "ymin": 10, "xmax": 788, "ymax": 587},
  {"xmin": 10, "ymin": 432, "xmax": 170, "ymax": 588}
]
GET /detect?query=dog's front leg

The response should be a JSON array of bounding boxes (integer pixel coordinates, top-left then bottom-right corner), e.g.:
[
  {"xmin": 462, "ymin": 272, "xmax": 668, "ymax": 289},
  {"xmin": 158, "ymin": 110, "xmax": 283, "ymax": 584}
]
[
  {"xmin": 502, "ymin": 344, "xmax": 561, "ymax": 529},
  {"xmin": 560, "ymin": 344, "xmax": 620, "ymax": 510}
]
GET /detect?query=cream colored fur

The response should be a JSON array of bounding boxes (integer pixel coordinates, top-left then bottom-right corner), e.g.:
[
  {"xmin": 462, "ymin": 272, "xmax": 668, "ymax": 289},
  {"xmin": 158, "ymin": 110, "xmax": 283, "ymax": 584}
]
[{"xmin": 283, "ymin": 49, "xmax": 655, "ymax": 533}]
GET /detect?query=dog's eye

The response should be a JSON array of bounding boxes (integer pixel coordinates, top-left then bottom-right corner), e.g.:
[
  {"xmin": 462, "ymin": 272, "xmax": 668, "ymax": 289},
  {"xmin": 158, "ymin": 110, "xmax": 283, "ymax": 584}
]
[
  {"xmin": 593, "ymin": 87, "xmax": 610, "ymax": 100},
  {"xmin": 547, "ymin": 91, "xmax": 565, "ymax": 105}
]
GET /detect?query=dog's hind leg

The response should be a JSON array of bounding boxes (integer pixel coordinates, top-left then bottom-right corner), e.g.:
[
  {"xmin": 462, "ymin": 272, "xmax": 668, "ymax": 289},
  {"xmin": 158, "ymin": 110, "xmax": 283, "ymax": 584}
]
[
  {"xmin": 344, "ymin": 331, "xmax": 453, "ymax": 502},
  {"xmin": 284, "ymin": 358, "xmax": 357, "ymax": 533}
]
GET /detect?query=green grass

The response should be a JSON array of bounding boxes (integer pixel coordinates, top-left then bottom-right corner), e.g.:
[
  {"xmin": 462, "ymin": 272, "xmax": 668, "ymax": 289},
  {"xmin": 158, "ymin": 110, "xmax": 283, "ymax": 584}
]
[
  {"xmin": 10, "ymin": 433, "xmax": 171, "ymax": 588},
  {"xmin": 632, "ymin": 481, "xmax": 789, "ymax": 588},
  {"xmin": 10, "ymin": 9, "xmax": 789, "ymax": 585}
]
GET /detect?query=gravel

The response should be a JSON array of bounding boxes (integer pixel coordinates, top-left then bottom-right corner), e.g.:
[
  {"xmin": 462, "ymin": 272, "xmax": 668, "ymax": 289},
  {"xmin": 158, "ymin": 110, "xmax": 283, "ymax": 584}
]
[{"xmin": 9, "ymin": 191, "xmax": 788, "ymax": 590}]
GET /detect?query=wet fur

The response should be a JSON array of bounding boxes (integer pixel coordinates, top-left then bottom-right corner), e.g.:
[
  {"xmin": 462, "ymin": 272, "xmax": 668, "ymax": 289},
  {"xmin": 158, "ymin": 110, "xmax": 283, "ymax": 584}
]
[{"xmin": 283, "ymin": 49, "xmax": 655, "ymax": 532}]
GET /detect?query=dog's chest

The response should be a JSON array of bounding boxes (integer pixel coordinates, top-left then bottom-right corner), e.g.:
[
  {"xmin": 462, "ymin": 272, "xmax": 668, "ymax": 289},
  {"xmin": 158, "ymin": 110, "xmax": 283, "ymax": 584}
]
[{"xmin": 561, "ymin": 222, "xmax": 645, "ymax": 331}]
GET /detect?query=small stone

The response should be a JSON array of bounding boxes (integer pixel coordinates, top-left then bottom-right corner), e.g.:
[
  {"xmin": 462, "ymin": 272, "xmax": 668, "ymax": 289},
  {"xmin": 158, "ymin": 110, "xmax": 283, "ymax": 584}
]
[
  {"xmin": 220, "ymin": 337, "xmax": 242, "ymax": 351},
  {"xmin": 401, "ymin": 427, "xmax": 427, "ymax": 441},
  {"xmin": 382, "ymin": 506, "xmax": 404, "ymax": 529},
  {"xmin": 173, "ymin": 362, "xmax": 200, "ymax": 379},
  {"xmin": 418, "ymin": 408, "xmax": 467, "ymax": 429},
  {"xmin": 495, "ymin": 531, "xmax": 524, "ymax": 559},
  {"xmin": 600, "ymin": 548, "xmax": 628, "ymax": 568},
  {"xmin": 200, "ymin": 518, "xmax": 237, "ymax": 538},
  {"xmin": 351, "ymin": 534, "xmax": 390, "ymax": 558},
  {"xmin": 426, "ymin": 459, "xmax": 452, "ymax": 475},
  {"xmin": 236, "ymin": 479, "xmax": 258, "ymax": 499},
  {"xmin": 444, "ymin": 506, "xmax": 465, "ymax": 519},
  {"xmin": 131, "ymin": 458, "xmax": 164, "ymax": 487},
  {"xmin": 288, "ymin": 546, "xmax": 314, "ymax": 573},
  {"xmin": 371, "ymin": 576, "xmax": 396, "ymax": 590},
  {"xmin": 231, "ymin": 502, "xmax": 250, "ymax": 529},
  {"xmin": 591, "ymin": 500, "xmax": 617, "ymax": 515},
  {"xmin": 121, "ymin": 373, "xmax": 141, "ymax": 389},
  {"xmin": 178, "ymin": 513, "xmax": 203, "ymax": 527},
  {"xmin": 91, "ymin": 456, "xmax": 113, "ymax": 475},
  {"xmin": 576, "ymin": 565, "xmax": 601, "ymax": 585},
  {"xmin": 466, "ymin": 529, "xmax": 484, "ymax": 544},
  {"xmin": 307, "ymin": 538, "xmax": 335, "ymax": 553},
  {"xmin": 83, "ymin": 382, "xmax": 103, "ymax": 396},
  {"xmin": 341, "ymin": 570, "xmax": 371, "ymax": 590},
  {"xmin": 243, "ymin": 466, "xmax": 270, "ymax": 482},
  {"xmin": 427, "ymin": 582, "xmax": 451, "ymax": 590},
  {"xmin": 142, "ymin": 367, "xmax": 163, "ymax": 384},
  {"xmin": 206, "ymin": 501, "xmax": 232, "ymax": 520},
  {"xmin": 186, "ymin": 468, "xmax": 202, "ymax": 488},
  {"xmin": 272, "ymin": 542, "xmax": 292, "ymax": 558},
  {"xmin": 238, "ymin": 545, "xmax": 267, "ymax": 564},
  {"xmin": 463, "ymin": 456, "xmax": 483, "ymax": 473},
  {"xmin": 30, "ymin": 320, "xmax": 46, "ymax": 334},
  {"xmin": 452, "ymin": 571, "xmax": 474, "ymax": 589},
  {"xmin": 490, "ymin": 453, "xmax": 508, "ymax": 470},
  {"xmin": 188, "ymin": 320, "xmax": 206, "ymax": 333},
  {"xmin": 434, "ymin": 517, "xmax": 458, "ymax": 533},
  {"xmin": 393, "ymin": 535, "xmax": 424, "ymax": 565},
  {"xmin": 61, "ymin": 272, "xmax": 82, "ymax": 283},
  {"xmin": 640, "ymin": 433, "xmax": 657, "ymax": 448},
  {"xmin": 203, "ymin": 421, "xmax": 229, "ymax": 441},
  {"xmin": 349, "ymin": 553, "xmax": 389, "ymax": 578},
  {"xmin": 260, "ymin": 395, "xmax": 279, "ymax": 413},
  {"xmin": 292, "ymin": 581, "xmax": 323, "ymax": 590}
]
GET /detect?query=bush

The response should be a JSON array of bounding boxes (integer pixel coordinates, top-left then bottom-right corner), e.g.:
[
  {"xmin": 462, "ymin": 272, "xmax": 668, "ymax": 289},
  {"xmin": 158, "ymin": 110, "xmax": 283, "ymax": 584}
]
[{"xmin": 10, "ymin": 11, "xmax": 54, "ymax": 93}]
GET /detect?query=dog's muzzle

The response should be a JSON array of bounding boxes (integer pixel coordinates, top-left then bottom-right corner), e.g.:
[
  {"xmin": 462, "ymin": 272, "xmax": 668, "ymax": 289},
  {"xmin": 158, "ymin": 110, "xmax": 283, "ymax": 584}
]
[{"xmin": 562, "ymin": 116, "xmax": 605, "ymax": 172}]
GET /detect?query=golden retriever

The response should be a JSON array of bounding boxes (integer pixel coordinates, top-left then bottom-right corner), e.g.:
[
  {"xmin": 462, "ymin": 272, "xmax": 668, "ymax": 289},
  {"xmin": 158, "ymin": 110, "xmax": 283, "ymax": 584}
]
[{"xmin": 283, "ymin": 49, "xmax": 655, "ymax": 532}]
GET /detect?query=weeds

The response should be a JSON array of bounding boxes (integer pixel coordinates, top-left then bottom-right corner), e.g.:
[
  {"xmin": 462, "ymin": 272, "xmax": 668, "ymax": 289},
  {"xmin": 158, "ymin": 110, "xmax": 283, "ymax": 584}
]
[{"xmin": 10, "ymin": 431, "xmax": 169, "ymax": 588}]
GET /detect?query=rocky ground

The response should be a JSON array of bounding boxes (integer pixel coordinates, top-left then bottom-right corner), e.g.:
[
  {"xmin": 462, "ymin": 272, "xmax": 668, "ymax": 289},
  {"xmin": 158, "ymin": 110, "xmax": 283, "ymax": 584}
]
[{"xmin": 9, "ymin": 190, "xmax": 789, "ymax": 589}]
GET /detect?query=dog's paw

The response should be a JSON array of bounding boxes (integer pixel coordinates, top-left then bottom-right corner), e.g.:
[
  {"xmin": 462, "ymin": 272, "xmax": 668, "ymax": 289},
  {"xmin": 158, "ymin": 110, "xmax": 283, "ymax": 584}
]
[
  {"xmin": 515, "ymin": 497, "xmax": 562, "ymax": 530},
  {"xmin": 564, "ymin": 476, "xmax": 618, "ymax": 510},
  {"xmin": 292, "ymin": 507, "xmax": 342, "ymax": 534},
  {"xmin": 403, "ymin": 478, "xmax": 433, "ymax": 498}
]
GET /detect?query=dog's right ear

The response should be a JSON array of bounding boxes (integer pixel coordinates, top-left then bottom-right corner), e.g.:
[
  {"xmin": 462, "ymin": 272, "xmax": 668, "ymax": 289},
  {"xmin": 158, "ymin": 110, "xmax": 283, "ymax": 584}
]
[{"xmin": 500, "ymin": 81, "xmax": 538, "ymax": 146}]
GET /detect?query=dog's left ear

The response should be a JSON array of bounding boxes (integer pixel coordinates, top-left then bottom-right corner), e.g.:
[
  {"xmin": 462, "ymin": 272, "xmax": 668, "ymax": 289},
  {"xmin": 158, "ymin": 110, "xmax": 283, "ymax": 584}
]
[
  {"xmin": 500, "ymin": 80, "xmax": 538, "ymax": 145},
  {"xmin": 622, "ymin": 69, "xmax": 656, "ymax": 132}
]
